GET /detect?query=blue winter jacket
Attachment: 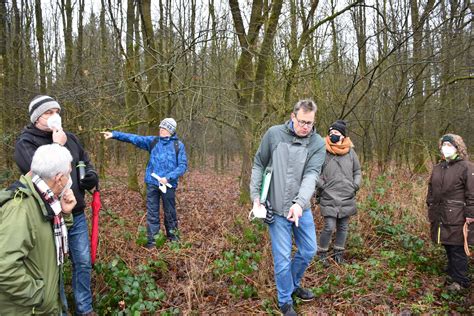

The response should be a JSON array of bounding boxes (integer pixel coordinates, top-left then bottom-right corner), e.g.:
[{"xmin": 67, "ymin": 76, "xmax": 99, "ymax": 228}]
[{"xmin": 112, "ymin": 131, "xmax": 188, "ymax": 187}]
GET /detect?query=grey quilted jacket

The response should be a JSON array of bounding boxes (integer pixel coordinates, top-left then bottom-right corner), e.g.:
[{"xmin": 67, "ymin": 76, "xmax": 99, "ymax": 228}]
[
  {"xmin": 317, "ymin": 148, "xmax": 362, "ymax": 218},
  {"xmin": 250, "ymin": 121, "xmax": 326, "ymax": 217}
]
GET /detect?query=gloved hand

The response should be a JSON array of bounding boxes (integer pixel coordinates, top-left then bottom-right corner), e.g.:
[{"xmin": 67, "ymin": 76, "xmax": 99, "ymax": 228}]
[{"xmin": 80, "ymin": 170, "xmax": 98, "ymax": 190}]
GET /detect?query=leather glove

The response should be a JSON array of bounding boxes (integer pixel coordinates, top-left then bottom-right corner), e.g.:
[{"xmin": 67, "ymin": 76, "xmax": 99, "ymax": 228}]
[{"xmin": 80, "ymin": 170, "xmax": 98, "ymax": 190}]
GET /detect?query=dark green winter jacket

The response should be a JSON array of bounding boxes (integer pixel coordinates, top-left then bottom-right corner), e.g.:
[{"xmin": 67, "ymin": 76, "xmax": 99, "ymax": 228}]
[{"xmin": 0, "ymin": 175, "xmax": 62, "ymax": 315}]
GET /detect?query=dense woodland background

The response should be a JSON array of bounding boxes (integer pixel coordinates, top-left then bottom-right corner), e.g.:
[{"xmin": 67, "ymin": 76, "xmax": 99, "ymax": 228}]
[
  {"xmin": 0, "ymin": 0, "xmax": 472, "ymax": 193},
  {"xmin": 0, "ymin": 0, "xmax": 473, "ymax": 314}
]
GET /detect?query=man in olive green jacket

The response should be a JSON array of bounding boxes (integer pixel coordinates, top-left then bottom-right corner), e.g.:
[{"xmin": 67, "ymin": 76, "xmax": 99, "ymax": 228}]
[{"xmin": 0, "ymin": 144, "xmax": 76, "ymax": 315}]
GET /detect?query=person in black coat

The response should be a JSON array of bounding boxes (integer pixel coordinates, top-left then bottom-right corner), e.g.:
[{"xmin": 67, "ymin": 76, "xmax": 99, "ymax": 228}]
[
  {"xmin": 14, "ymin": 95, "xmax": 98, "ymax": 316},
  {"xmin": 426, "ymin": 134, "xmax": 474, "ymax": 293}
]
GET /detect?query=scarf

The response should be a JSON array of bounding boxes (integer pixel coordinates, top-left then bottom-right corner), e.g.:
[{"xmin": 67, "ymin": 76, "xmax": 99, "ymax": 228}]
[
  {"xmin": 325, "ymin": 136, "xmax": 353, "ymax": 155},
  {"xmin": 32, "ymin": 174, "xmax": 68, "ymax": 265}
]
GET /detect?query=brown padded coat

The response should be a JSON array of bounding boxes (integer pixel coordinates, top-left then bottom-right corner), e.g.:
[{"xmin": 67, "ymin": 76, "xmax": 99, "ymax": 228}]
[{"xmin": 426, "ymin": 158, "xmax": 474, "ymax": 245}]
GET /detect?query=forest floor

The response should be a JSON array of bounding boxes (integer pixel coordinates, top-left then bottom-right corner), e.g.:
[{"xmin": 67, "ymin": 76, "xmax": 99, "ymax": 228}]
[{"xmin": 71, "ymin": 161, "xmax": 474, "ymax": 315}]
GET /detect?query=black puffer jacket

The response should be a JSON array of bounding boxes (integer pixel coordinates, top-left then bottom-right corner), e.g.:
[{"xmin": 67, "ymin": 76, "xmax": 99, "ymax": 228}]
[
  {"xmin": 14, "ymin": 124, "xmax": 98, "ymax": 216},
  {"xmin": 427, "ymin": 158, "xmax": 474, "ymax": 245}
]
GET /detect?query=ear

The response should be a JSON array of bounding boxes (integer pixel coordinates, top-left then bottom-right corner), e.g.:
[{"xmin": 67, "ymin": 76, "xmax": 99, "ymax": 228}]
[{"xmin": 290, "ymin": 112, "xmax": 295, "ymax": 120}]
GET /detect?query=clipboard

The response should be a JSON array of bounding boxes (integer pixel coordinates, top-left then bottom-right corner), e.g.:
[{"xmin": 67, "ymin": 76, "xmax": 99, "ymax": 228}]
[{"xmin": 259, "ymin": 166, "xmax": 272, "ymax": 203}]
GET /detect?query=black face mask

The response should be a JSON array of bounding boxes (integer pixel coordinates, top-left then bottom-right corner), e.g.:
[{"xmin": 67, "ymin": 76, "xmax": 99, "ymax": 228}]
[{"xmin": 330, "ymin": 134, "xmax": 341, "ymax": 143}]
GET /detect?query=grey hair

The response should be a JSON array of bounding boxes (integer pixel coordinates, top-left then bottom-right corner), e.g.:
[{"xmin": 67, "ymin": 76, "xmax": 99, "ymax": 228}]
[
  {"xmin": 293, "ymin": 99, "xmax": 317, "ymax": 114},
  {"xmin": 31, "ymin": 144, "xmax": 73, "ymax": 180}
]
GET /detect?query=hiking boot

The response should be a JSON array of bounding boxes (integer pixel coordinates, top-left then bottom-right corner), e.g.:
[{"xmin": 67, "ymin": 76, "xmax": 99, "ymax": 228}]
[
  {"xmin": 293, "ymin": 287, "xmax": 315, "ymax": 302},
  {"xmin": 168, "ymin": 235, "xmax": 179, "ymax": 242},
  {"xmin": 280, "ymin": 303, "xmax": 297, "ymax": 316},
  {"xmin": 445, "ymin": 275, "xmax": 454, "ymax": 285},
  {"xmin": 318, "ymin": 251, "xmax": 330, "ymax": 268},
  {"xmin": 334, "ymin": 249, "xmax": 345, "ymax": 264}
]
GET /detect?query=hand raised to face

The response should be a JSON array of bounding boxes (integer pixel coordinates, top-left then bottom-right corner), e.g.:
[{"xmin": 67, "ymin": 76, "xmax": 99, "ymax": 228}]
[{"xmin": 60, "ymin": 189, "xmax": 76, "ymax": 214}]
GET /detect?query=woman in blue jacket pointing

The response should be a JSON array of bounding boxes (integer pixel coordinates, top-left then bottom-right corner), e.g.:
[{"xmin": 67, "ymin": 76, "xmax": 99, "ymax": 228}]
[{"xmin": 102, "ymin": 118, "xmax": 188, "ymax": 246}]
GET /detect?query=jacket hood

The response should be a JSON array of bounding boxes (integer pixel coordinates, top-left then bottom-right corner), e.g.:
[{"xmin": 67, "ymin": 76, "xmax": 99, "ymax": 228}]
[
  {"xmin": 21, "ymin": 124, "xmax": 53, "ymax": 138},
  {"xmin": 438, "ymin": 133, "xmax": 469, "ymax": 160},
  {"xmin": 160, "ymin": 134, "xmax": 179, "ymax": 141},
  {"xmin": 18, "ymin": 175, "xmax": 50, "ymax": 219}
]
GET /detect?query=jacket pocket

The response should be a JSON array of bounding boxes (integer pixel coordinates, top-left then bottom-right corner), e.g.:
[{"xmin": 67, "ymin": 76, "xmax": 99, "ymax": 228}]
[
  {"xmin": 340, "ymin": 178, "xmax": 356, "ymax": 199},
  {"xmin": 441, "ymin": 200, "xmax": 465, "ymax": 225}
]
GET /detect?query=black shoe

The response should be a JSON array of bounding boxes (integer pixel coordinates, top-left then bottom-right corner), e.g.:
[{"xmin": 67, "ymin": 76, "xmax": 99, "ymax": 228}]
[
  {"xmin": 280, "ymin": 303, "xmax": 297, "ymax": 316},
  {"xmin": 318, "ymin": 251, "xmax": 330, "ymax": 268},
  {"xmin": 145, "ymin": 243, "xmax": 155, "ymax": 249},
  {"xmin": 293, "ymin": 287, "xmax": 315, "ymax": 302},
  {"xmin": 334, "ymin": 249, "xmax": 345, "ymax": 264},
  {"xmin": 168, "ymin": 236, "xmax": 179, "ymax": 242}
]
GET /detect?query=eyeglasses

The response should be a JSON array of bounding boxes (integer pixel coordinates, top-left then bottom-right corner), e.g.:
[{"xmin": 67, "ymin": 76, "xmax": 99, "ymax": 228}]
[{"xmin": 294, "ymin": 114, "xmax": 314, "ymax": 127}]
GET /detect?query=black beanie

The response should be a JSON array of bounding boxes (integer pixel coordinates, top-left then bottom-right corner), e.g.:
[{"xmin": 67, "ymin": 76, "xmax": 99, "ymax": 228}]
[
  {"xmin": 441, "ymin": 135, "xmax": 457, "ymax": 148},
  {"xmin": 328, "ymin": 120, "xmax": 347, "ymax": 136}
]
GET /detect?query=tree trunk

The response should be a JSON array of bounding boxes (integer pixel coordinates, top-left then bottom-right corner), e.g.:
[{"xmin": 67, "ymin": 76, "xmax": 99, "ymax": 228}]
[
  {"xmin": 410, "ymin": 0, "xmax": 435, "ymax": 173},
  {"xmin": 139, "ymin": 0, "xmax": 162, "ymax": 134},
  {"xmin": 61, "ymin": 0, "xmax": 74, "ymax": 82},
  {"xmin": 77, "ymin": 0, "xmax": 85, "ymax": 79},
  {"xmin": 0, "ymin": 0, "xmax": 8, "ymax": 170},
  {"xmin": 125, "ymin": 0, "xmax": 139, "ymax": 191},
  {"xmin": 34, "ymin": 0, "xmax": 46, "ymax": 93},
  {"xmin": 252, "ymin": 0, "xmax": 283, "ymax": 113},
  {"xmin": 229, "ymin": 0, "xmax": 285, "ymax": 201}
]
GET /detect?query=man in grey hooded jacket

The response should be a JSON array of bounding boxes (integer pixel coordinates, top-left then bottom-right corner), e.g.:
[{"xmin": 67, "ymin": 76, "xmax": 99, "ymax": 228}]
[{"xmin": 250, "ymin": 99, "xmax": 326, "ymax": 316}]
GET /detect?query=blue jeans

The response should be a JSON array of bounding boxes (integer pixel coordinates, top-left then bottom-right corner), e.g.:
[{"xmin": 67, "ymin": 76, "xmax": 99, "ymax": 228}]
[
  {"xmin": 146, "ymin": 184, "xmax": 178, "ymax": 245},
  {"xmin": 69, "ymin": 212, "xmax": 93, "ymax": 314},
  {"xmin": 268, "ymin": 210, "xmax": 317, "ymax": 308},
  {"xmin": 319, "ymin": 216, "xmax": 350, "ymax": 251}
]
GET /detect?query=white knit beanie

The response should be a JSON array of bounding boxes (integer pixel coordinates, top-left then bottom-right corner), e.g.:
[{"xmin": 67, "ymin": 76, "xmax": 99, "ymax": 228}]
[
  {"xmin": 29, "ymin": 95, "xmax": 61, "ymax": 124},
  {"xmin": 159, "ymin": 118, "xmax": 177, "ymax": 135}
]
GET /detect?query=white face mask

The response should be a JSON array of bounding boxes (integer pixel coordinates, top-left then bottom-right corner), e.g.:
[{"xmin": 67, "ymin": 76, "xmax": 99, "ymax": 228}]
[
  {"xmin": 441, "ymin": 145, "xmax": 457, "ymax": 159},
  {"xmin": 47, "ymin": 113, "xmax": 62, "ymax": 130},
  {"xmin": 59, "ymin": 176, "xmax": 73, "ymax": 198}
]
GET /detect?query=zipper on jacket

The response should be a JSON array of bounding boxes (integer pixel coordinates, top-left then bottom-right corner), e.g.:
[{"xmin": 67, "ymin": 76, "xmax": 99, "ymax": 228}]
[{"xmin": 440, "ymin": 162, "xmax": 447, "ymax": 199}]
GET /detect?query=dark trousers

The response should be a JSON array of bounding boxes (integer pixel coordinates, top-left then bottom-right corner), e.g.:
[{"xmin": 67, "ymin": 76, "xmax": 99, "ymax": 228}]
[
  {"xmin": 146, "ymin": 184, "xmax": 178, "ymax": 245},
  {"xmin": 319, "ymin": 216, "xmax": 350, "ymax": 252},
  {"xmin": 444, "ymin": 244, "xmax": 470, "ymax": 288}
]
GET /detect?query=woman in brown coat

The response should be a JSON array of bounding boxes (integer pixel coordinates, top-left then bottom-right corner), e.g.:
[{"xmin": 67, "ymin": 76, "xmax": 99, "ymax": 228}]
[{"xmin": 427, "ymin": 134, "xmax": 474, "ymax": 291}]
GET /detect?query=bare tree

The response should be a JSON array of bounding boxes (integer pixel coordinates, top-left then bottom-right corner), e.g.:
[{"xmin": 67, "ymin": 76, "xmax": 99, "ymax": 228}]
[{"xmin": 34, "ymin": 0, "xmax": 46, "ymax": 93}]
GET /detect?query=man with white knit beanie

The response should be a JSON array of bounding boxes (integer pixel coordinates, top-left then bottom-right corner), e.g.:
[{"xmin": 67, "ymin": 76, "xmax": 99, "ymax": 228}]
[
  {"xmin": 15, "ymin": 95, "xmax": 98, "ymax": 316},
  {"xmin": 29, "ymin": 95, "xmax": 61, "ymax": 124}
]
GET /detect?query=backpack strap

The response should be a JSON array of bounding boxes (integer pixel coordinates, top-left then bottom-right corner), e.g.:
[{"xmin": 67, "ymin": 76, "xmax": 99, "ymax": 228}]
[
  {"xmin": 150, "ymin": 137, "xmax": 159, "ymax": 152},
  {"xmin": 150, "ymin": 137, "xmax": 180, "ymax": 165},
  {"xmin": 174, "ymin": 140, "xmax": 180, "ymax": 165},
  {"xmin": 0, "ymin": 181, "xmax": 26, "ymax": 207}
]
